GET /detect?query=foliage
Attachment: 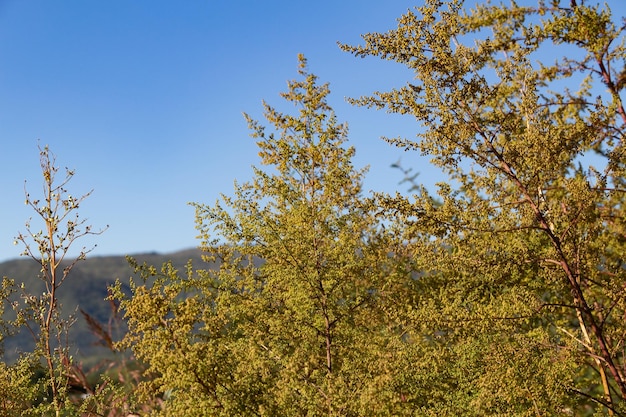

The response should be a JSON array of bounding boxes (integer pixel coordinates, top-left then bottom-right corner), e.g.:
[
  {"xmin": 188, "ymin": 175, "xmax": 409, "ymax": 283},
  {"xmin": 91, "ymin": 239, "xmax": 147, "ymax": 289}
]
[
  {"xmin": 1, "ymin": 145, "xmax": 110, "ymax": 416},
  {"xmin": 3, "ymin": 1, "xmax": 624, "ymax": 415},
  {"xmin": 113, "ymin": 55, "xmax": 414, "ymax": 416},
  {"xmin": 0, "ymin": 249, "xmax": 205, "ymax": 364},
  {"xmin": 341, "ymin": 0, "xmax": 626, "ymax": 414}
]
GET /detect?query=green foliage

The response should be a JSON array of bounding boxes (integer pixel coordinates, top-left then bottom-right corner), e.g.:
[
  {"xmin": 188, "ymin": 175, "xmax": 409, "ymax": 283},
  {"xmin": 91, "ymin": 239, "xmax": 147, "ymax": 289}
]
[
  {"xmin": 115, "ymin": 55, "xmax": 414, "ymax": 416},
  {"xmin": 1, "ymin": 146, "xmax": 111, "ymax": 416},
  {"xmin": 0, "ymin": 249, "xmax": 205, "ymax": 364},
  {"xmin": 3, "ymin": 1, "xmax": 623, "ymax": 415},
  {"xmin": 0, "ymin": 353, "xmax": 40, "ymax": 416},
  {"xmin": 342, "ymin": 0, "xmax": 626, "ymax": 414}
]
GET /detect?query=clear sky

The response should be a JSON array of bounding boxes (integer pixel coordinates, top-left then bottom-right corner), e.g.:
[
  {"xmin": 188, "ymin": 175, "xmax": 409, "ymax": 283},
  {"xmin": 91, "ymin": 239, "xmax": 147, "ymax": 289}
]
[{"xmin": 0, "ymin": 1, "xmax": 432, "ymax": 262}]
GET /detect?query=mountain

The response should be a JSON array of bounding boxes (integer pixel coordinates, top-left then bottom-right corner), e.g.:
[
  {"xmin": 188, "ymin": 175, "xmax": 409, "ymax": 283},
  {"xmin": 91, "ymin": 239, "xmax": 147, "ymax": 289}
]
[{"xmin": 0, "ymin": 248, "xmax": 206, "ymax": 365}]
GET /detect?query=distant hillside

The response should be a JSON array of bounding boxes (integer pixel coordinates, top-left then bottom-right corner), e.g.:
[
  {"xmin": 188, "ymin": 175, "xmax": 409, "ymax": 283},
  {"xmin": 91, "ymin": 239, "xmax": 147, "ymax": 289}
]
[{"xmin": 0, "ymin": 248, "xmax": 206, "ymax": 365}]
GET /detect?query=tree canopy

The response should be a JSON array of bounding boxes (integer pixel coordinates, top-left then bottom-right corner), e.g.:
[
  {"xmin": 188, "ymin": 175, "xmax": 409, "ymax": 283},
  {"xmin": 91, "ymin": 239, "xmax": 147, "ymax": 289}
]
[
  {"xmin": 116, "ymin": 0, "xmax": 626, "ymax": 414},
  {"xmin": 3, "ymin": 1, "xmax": 625, "ymax": 415},
  {"xmin": 114, "ymin": 55, "xmax": 414, "ymax": 416},
  {"xmin": 340, "ymin": 0, "xmax": 626, "ymax": 414}
]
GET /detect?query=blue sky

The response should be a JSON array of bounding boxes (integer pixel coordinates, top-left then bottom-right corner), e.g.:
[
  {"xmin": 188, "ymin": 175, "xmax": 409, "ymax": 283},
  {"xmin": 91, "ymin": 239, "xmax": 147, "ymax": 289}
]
[{"xmin": 0, "ymin": 1, "xmax": 430, "ymax": 262}]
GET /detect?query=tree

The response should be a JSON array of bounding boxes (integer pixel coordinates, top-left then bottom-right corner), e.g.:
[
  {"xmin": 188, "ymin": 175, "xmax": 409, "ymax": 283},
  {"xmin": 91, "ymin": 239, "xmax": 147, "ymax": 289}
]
[
  {"xmin": 2, "ymin": 145, "xmax": 107, "ymax": 416},
  {"xmin": 114, "ymin": 55, "xmax": 412, "ymax": 416},
  {"xmin": 342, "ymin": 0, "xmax": 626, "ymax": 414}
]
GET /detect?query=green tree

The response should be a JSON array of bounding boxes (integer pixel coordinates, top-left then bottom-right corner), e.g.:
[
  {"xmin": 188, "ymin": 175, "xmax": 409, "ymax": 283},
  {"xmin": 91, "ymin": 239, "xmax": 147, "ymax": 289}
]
[
  {"xmin": 342, "ymin": 0, "xmax": 626, "ymax": 415},
  {"xmin": 0, "ymin": 279, "xmax": 40, "ymax": 417},
  {"xmin": 1, "ymin": 145, "xmax": 108, "ymax": 416},
  {"xmin": 114, "ymin": 55, "xmax": 411, "ymax": 416}
]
